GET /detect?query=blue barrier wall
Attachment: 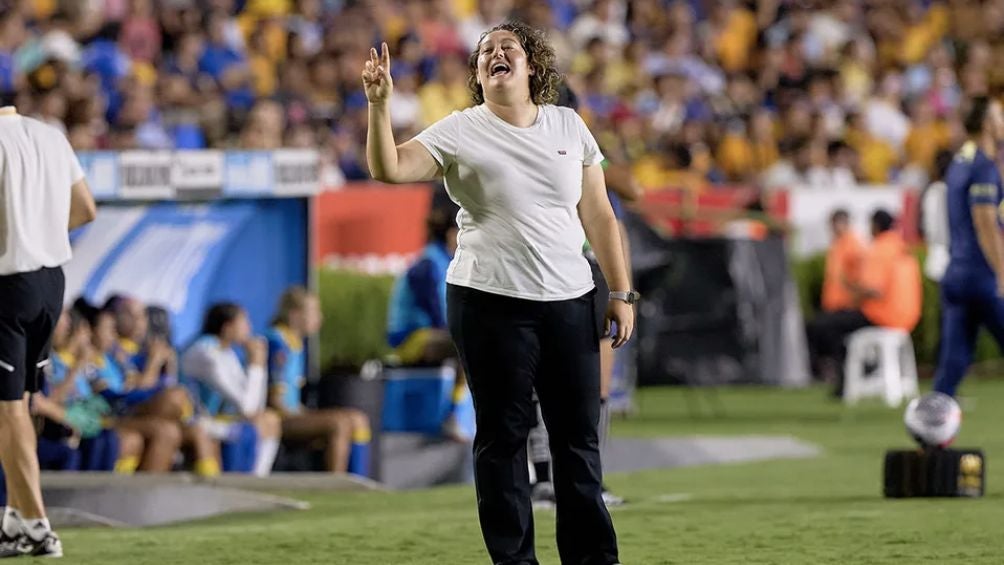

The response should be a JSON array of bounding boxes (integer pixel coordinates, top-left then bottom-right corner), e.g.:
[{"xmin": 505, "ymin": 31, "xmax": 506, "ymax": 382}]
[{"xmin": 65, "ymin": 199, "xmax": 308, "ymax": 347}]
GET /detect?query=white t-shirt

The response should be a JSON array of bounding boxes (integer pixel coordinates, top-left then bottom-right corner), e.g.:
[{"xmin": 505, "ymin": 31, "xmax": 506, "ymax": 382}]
[
  {"xmin": 0, "ymin": 110, "xmax": 85, "ymax": 275},
  {"xmin": 922, "ymin": 180, "xmax": 950, "ymax": 282},
  {"xmin": 415, "ymin": 104, "xmax": 604, "ymax": 301},
  {"xmin": 181, "ymin": 336, "xmax": 267, "ymax": 418}
]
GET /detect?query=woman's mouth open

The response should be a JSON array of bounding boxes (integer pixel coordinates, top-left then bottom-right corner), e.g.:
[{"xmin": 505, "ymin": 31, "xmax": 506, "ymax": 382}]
[{"xmin": 490, "ymin": 62, "xmax": 511, "ymax": 78}]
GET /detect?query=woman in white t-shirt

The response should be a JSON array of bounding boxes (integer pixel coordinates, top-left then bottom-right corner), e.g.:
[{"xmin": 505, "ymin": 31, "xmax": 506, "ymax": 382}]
[
  {"xmin": 363, "ymin": 21, "xmax": 634, "ymax": 565},
  {"xmin": 180, "ymin": 304, "xmax": 282, "ymax": 477}
]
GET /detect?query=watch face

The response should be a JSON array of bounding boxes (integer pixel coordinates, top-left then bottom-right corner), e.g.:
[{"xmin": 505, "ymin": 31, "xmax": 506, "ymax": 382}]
[{"xmin": 612, "ymin": 291, "xmax": 640, "ymax": 304}]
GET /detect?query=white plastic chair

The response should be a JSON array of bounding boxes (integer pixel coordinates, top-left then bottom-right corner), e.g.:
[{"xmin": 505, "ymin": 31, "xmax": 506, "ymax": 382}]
[{"xmin": 843, "ymin": 327, "xmax": 920, "ymax": 407}]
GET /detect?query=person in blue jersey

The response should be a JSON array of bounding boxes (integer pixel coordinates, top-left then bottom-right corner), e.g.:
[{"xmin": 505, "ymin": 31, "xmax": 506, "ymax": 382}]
[
  {"xmin": 933, "ymin": 96, "xmax": 1004, "ymax": 397},
  {"xmin": 266, "ymin": 287, "xmax": 371, "ymax": 474},
  {"xmin": 385, "ymin": 209, "xmax": 470, "ymax": 440},
  {"xmin": 182, "ymin": 303, "xmax": 282, "ymax": 476},
  {"xmin": 103, "ymin": 296, "xmax": 187, "ymax": 413},
  {"xmin": 100, "ymin": 295, "xmax": 221, "ymax": 477},
  {"xmin": 37, "ymin": 308, "xmax": 144, "ymax": 473},
  {"xmin": 82, "ymin": 305, "xmax": 184, "ymax": 473}
]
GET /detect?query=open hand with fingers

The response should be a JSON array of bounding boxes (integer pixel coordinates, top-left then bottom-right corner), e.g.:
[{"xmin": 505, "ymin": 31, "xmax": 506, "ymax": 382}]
[{"xmin": 361, "ymin": 42, "xmax": 393, "ymax": 104}]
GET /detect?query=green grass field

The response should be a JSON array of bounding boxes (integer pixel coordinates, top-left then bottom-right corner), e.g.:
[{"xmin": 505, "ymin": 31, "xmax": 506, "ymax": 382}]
[{"xmin": 57, "ymin": 378, "xmax": 1004, "ymax": 564}]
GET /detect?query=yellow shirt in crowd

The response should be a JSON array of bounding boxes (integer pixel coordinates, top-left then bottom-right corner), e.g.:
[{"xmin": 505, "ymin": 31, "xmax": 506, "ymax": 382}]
[
  {"xmin": 846, "ymin": 128, "xmax": 898, "ymax": 184},
  {"xmin": 716, "ymin": 134, "xmax": 780, "ymax": 181},
  {"xmin": 419, "ymin": 82, "xmax": 471, "ymax": 127},
  {"xmin": 904, "ymin": 121, "xmax": 951, "ymax": 174},
  {"xmin": 633, "ymin": 155, "xmax": 705, "ymax": 193},
  {"xmin": 249, "ymin": 54, "xmax": 277, "ymax": 97},
  {"xmin": 900, "ymin": 4, "xmax": 948, "ymax": 65},
  {"xmin": 714, "ymin": 8, "xmax": 757, "ymax": 73}
]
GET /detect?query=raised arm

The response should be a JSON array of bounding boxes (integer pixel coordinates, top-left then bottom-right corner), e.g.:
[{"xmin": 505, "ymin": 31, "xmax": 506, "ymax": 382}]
[{"xmin": 363, "ymin": 42, "xmax": 441, "ymax": 183}]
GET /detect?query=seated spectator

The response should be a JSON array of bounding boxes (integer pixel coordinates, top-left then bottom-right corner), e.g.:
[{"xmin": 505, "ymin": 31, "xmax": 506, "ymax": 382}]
[
  {"xmin": 76, "ymin": 302, "xmax": 183, "ymax": 472},
  {"xmin": 807, "ymin": 210, "xmax": 922, "ymax": 396},
  {"xmin": 0, "ymin": 0, "xmax": 989, "ymax": 186},
  {"xmin": 821, "ymin": 209, "xmax": 865, "ymax": 314},
  {"xmin": 43, "ymin": 308, "xmax": 144, "ymax": 472},
  {"xmin": 825, "ymin": 140, "xmax": 859, "ymax": 189},
  {"xmin": 239, "ymin": 99, "xmax": 285, "ymax": 149},
  {"xmin": 844, "ymin": 112, "xmax": 899, "ymax": 184},
  {"xmin": 812, "ymin": 208, "xmax": 865, "ymax": 383},
  {"xmin": 633, "ymin": 141, "xmax": 705, "ymax": 192},
  {"xmin": 417, "ymin": 51, "xmax": 470, "ymax": 127},
  {"xmin": 181, "ymin": 303, "xmax": 282, "ymax": 476},
  {"xmin": 904, "ymin": 97, "xmax": 951, "ymax": 181},
  {"xmin": 760, "ymin": 137, "xmax": 832, "ymax": 190},
  {"xmin": 267, "ymin": 287, "xmax": 371, "ymax": 474},
  {"xmin": 102, "ymin": 295, "xmax": 221, "ymax": 476},
  {"xmin": 386, "ymin": 210, "xmax": 469, "ymax": 440}
]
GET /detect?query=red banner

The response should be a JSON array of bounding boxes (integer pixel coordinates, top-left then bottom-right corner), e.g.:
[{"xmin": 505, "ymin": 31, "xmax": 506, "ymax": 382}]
[
  {"xmin": 633, "ymin": 186, "xmax": 786, "ymax": 237},
  {"xmin": 314, "ymin": 182, "xmax": 922, "ymax": 267},
  {"xmin": 314, "ymin": 183, "xmax": 433, "ymax": 271}
]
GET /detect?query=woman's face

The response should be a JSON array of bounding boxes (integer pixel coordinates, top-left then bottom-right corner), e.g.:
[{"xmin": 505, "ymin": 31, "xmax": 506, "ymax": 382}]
[
  {"xmin": 93, "ymin": 313, "xmax": 118, "ymax": 352},
  {"xmin": 476, "ymin": 30, "xmax": 533, "ymax": 101},
  {"xmin": 71, "ymin": 320, "xmax": 92, "ymax": 352},
  {"xmin": 301, "ymin": 296, "xmax": 323, "ymax": 335},
  {"xmin": 225, "ymin": 310, "xmax": 252, "ymax": 343}
]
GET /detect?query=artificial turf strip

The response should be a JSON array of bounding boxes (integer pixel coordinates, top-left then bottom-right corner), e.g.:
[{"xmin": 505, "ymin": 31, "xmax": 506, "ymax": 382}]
[{"xmin": 56, "ymin": 378, "xmax": 1004, "ymax": 564}]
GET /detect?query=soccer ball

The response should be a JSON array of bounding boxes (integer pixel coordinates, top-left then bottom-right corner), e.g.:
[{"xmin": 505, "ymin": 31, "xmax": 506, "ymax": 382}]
[{"xmin": 903, "ymin": 392, "xmax": 962, "ymax": 448}]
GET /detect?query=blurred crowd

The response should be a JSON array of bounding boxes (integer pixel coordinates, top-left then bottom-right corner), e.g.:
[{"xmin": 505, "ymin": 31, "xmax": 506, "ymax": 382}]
[{"xmin": 0, "ymin": 0, "xmax": 1001, "ymax": 190}]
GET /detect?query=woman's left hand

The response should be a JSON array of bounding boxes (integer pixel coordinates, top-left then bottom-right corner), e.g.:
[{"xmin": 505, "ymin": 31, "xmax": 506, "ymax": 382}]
[{"xmin": 605, "ymin": 299, "xmax": 635, "ymax": 349}]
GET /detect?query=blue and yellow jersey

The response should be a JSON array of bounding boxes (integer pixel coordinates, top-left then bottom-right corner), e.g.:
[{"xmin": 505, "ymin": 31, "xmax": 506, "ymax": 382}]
[
  {"xmin": 118, "ymin": 337, "xmax": 173, "ymax": 387},
  {"xmin": 386, "ymin": 242, "xmax": 452, "ymax": 348},
  {"xmin": 183, "ymin": 335, "xmax": 229, "ymax": 418},
  {"xmin": 49, "ymin": 350, "xmax": 93, "ymax": 403},
  {"xmin": 945, "ymin": 141, "xmax": 1003, "ymax": 276},
  {"xmin": 267, "ymin": 325, "xmax": 305, "ymax": 413},
  {"xmin": 91, "ymin": 352, "xmax": 129, "ymax": 394},
  {"xmin": 117, "ymin": 338, "xmax": 143, "ymax": 366}
]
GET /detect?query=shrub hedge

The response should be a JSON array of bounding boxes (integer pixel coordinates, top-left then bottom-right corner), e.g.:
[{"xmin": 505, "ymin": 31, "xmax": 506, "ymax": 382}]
[{"xmin": 316, "ymin": 253, "xmax": 1000, "ymax": 372}]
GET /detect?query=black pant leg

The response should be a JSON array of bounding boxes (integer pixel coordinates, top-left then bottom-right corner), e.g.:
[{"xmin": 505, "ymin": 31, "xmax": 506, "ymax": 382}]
[
  {"xmin": 447, "ymin": 284, "xmax": 542, "ymax": 565},
  {"xmin": 535, "ymin": 291, "xmax": 619, "ymax": 565},
  {"xmin": 809, "ymin": 309, "xmax": 872, "ymax": 360},
  {"xmin": 815, "ymin": 310, "xmax": 873, "ymax": 396}
]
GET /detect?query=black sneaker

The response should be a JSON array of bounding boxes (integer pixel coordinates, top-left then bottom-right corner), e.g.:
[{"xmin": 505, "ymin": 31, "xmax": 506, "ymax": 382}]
[
  {"xmin": 0, "ymin": 531, "xmax": 20, "ymax": 559},
  {"xmin": 0, "ymin": 532, "xmax": 63, "ymax": 558}
]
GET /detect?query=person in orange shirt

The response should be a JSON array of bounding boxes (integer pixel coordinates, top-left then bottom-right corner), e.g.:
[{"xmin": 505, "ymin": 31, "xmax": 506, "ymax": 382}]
[
  {"xmin": 808, "ymin": 210, "xmax": 922, "ymax": 396},
  {"xmin": 852, "ymin": 213, "xmax": 922, "ymax": 334},
  {"xmin": 821, "ymin": 209, "xmax": 864, "ymax": 313}
]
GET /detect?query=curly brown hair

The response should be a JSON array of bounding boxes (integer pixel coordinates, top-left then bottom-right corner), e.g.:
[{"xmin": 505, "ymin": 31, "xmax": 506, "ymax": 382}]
[{"xmin": 467, "ymin": 21, "xmax": 561, "ymax": 106}]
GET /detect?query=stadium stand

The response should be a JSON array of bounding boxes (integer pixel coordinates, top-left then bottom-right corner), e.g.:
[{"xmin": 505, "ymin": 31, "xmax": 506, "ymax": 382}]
[{"xmin": 0, "ymin": 0, "xmax": 994, "ymax": 192}]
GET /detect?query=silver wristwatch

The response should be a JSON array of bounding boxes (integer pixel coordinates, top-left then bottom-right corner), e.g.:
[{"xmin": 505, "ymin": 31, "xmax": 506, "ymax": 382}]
[{"xmin": 609, "ymin": 290, "xmax": 641, "ymax": 305}]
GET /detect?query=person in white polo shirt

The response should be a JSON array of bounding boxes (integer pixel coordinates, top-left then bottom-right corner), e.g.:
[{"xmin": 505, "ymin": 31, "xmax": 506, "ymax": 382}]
[
  {"xmin": 0, "ymin": 103, "xmax": 97, "ymax": 559},
  {"xmin": 364, "ymin": 21, "xmax": 635, "ymax": 565}
]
